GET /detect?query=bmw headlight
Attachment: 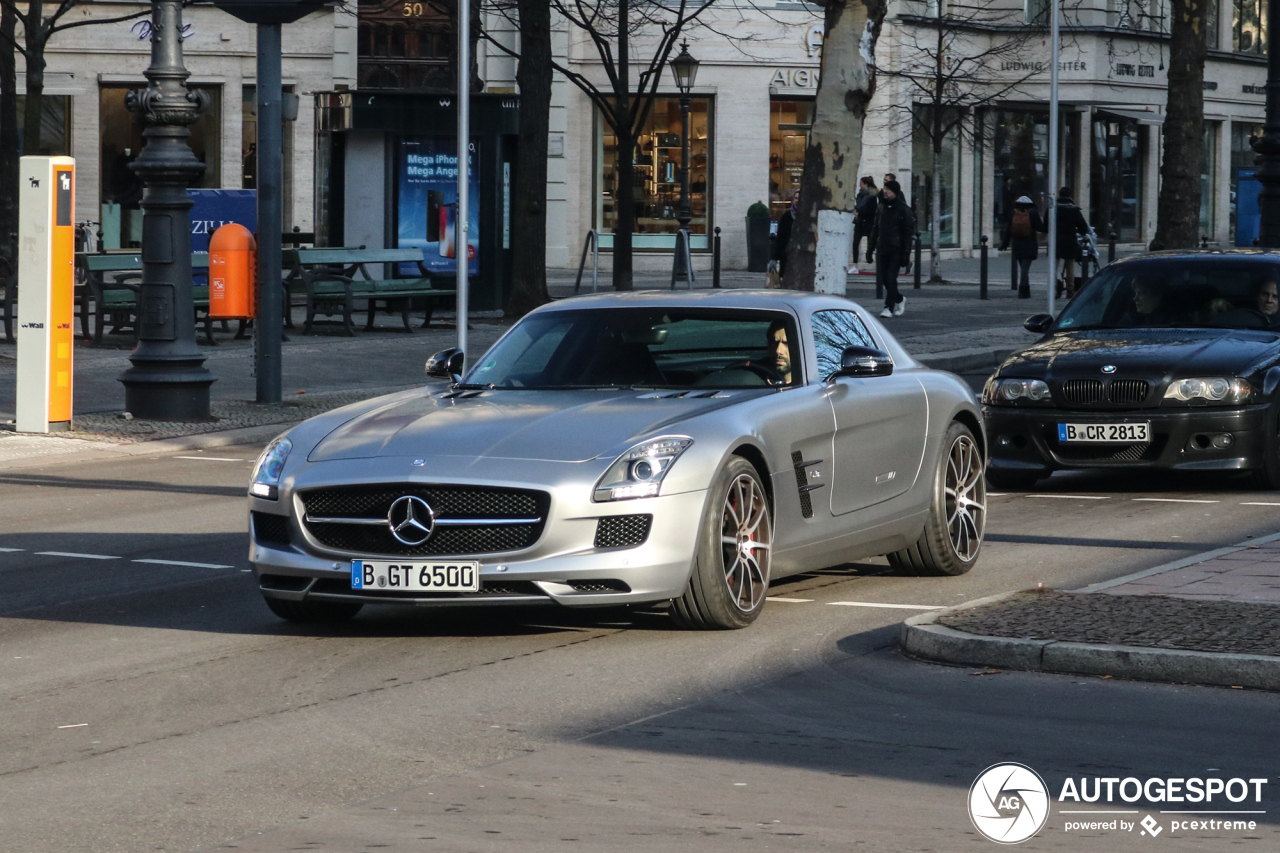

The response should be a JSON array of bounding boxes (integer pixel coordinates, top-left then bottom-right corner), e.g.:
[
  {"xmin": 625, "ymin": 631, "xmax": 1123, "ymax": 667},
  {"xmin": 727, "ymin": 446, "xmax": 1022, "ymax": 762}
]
[
  {"xmin": 594, "ymin": 437, "xmax": 693, "ymax": 502},
  {"xmin": 249, "ymin": 437, "xmax": 292, "ymax": 499},
  {"xmin": 982, "ymin": 377, "xmax": 1053, "ymax": 405},
  {"xmin": 1163, "ymin": 377, "xmax": 1251, "ymax": 405}
]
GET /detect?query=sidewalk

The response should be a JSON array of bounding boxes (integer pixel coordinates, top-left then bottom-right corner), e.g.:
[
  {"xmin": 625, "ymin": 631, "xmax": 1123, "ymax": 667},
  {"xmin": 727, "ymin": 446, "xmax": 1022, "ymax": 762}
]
[{"xmin": 901, "ymin": 534, "xmax": 1280, "ymax": 690}]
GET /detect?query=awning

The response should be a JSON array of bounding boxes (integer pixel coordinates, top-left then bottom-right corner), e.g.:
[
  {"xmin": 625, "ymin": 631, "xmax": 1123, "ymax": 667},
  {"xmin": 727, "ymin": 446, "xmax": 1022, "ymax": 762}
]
[{"xmin": 1096, "ymin": 108, "xmax": 1164, "ymax": 126}]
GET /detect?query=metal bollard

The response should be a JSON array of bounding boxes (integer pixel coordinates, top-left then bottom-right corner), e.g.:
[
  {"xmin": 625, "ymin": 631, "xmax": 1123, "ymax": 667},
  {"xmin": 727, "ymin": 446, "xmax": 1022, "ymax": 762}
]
[
  {"xmin": 1108, "ymin": 231, "xmax": 1116, "ymax": 264},
  {"xmin": 1011, "ymin": 245, "xmax": 1018, "ymax": 291},
  {"xmin": 913, "ymin": 231, "xmax": 922, "ymax": 289},
  {"xmin": 713, "ymin": 226, "xmax": 722, "ymax": 288},
  {"xmin": 980, "ymin": 235, "xmax": 989, "ymax": 300}
]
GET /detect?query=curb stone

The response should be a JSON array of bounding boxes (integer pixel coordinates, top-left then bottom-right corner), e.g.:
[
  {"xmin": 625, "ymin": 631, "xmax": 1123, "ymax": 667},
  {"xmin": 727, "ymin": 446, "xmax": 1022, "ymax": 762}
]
[{"xmin": 900, "ymin": 593, "xmax": 1280, "ymax": 691}]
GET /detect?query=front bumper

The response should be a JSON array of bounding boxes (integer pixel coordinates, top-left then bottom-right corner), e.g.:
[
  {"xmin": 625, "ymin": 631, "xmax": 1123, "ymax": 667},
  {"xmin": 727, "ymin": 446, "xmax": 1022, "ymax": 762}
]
[
  {"xmin": 984, "ymin": 403, "xmax": 1270, "ymax": 477},
  {"xmin": 249, "ymin": 486, "xmax": 708, "ymax": 610}
]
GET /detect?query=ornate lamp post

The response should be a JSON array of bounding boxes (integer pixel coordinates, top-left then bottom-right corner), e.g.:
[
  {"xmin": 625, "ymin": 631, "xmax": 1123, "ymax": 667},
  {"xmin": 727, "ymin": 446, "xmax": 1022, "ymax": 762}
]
[
  {"xmin": 669, "ymin": 41, "xmax": 700, "ymax": 279},
  {"xmin": 118, "ymin": 0, "xmax": 216, "ymax": 421},
  {"xmin": 1255, "ymin": 0, "xmax": 1280, "ymax": 247}
]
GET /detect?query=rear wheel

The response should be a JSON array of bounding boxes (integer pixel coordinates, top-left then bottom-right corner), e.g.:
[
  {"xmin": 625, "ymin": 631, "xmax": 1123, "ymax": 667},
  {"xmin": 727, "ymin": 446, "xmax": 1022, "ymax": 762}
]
[
  {"xmin": 669, "ymin": 457, "xmax": 772, "ymax": 630},
  {"xmin": 264, "ymin": 596, "xmax": 363, "ymax": 624},
  {"xmin": 890, "ymin": 421, "xmax": 986, "ymax": 576}
]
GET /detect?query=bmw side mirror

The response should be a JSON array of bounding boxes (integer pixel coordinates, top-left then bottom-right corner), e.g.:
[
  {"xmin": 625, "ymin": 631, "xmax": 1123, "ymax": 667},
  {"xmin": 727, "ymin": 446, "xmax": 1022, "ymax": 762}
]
[
  {"xmin": 426, "ymin": 347, "xmax": 465, "ymax": 383},
  {"xmin": 830, "ymin": 345, "xmax": 894, "ymax": 380},
  {"xmin": 1024, "ymin": 314, "xmax": 1054, "ymax": 335}
]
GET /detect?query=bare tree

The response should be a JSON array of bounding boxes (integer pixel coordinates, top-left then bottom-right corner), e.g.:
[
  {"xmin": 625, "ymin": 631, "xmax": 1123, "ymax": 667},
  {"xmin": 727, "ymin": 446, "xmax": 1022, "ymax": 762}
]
[
  {"xmin": 783, "ymin": 0, "xmax": 886, "ymax": 293},
  {"xmin": 875, "ymin": 2, "xmax": 1039, "ymax": 282},
  {"xmin": 0, "ymin": 3, "xmax": 18, "ymax": 274},
  {"xmin": 1150, "ymin": 0, "xmax": 1208, "ymax": 250}
]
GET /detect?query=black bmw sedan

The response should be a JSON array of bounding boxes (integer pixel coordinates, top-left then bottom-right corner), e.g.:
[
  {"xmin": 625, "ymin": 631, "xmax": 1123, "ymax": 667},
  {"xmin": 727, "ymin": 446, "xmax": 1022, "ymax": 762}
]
[{"xmin": 984, "ymin": 251, "xmax": 1280, "ymax": 489}]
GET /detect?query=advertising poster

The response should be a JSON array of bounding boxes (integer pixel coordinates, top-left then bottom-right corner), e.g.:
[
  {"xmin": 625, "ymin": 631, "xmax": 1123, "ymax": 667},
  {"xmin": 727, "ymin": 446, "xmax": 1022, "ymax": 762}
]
[
  {"xmin": 397, "ymin": 136, "xmax": 480, "ymax": 276},
  {"xmin": 187, "ymin": 189, "xmax": 256, "ymax": 253}
]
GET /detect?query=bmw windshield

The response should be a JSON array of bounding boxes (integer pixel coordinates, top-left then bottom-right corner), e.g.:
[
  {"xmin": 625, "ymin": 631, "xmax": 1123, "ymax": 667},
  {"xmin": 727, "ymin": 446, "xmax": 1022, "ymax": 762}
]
[
  {"xmin": 1055, "ymin": 258, "xmax": 1280, "ymax": 332},
  {"xmin": 464, "ymin": 308, "xmax": 800, "ymax": 389}
]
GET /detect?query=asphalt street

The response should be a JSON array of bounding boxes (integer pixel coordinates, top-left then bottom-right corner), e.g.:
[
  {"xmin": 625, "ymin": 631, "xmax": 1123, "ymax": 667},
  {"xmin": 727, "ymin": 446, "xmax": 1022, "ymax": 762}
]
[{"xmin": 1, "ymin": 445, "xmax": 1279, "ymax": 851}]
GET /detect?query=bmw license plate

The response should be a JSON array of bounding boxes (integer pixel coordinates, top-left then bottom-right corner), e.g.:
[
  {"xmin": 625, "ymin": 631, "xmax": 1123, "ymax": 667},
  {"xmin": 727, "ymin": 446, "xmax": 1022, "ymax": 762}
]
[
  {"xmin": 351, "ymin": 560, "xmax": 481, "ymax": 592},
  {"xmin": 1057, "ymin": 422, "xmax": 1151, "ymax": 443}
]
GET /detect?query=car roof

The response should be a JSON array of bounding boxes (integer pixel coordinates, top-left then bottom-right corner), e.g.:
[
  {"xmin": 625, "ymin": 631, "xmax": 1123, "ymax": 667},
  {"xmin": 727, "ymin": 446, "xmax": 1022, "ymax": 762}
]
[
  {"xmin": 535, "ymin": 289, "xmax": 860, "ymax": 314},
  {"xmin": 1114, "ymin": 249, "xmax": 1280, "ymax": 265}
]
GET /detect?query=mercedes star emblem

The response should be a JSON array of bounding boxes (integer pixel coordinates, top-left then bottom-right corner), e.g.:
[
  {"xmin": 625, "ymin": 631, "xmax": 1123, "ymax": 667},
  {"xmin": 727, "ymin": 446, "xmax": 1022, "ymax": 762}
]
[
  {"xmin": 387, "ymin": 495, "xmax": 436, "ymax": 546},
  {"xmin": 1101, "ymin": 365, "xmax": 1117, "ymax": 374}
]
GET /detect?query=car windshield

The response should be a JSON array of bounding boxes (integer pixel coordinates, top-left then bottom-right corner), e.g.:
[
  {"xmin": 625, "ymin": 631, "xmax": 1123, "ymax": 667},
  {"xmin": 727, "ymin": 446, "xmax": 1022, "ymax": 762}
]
[
  {"xmin": 1055, "ymin": 258, "xmax": 1280, "ymax": 332},
  {"xmin": 465, "ymin": 307, "xmax": 800, "ymax": 389}
]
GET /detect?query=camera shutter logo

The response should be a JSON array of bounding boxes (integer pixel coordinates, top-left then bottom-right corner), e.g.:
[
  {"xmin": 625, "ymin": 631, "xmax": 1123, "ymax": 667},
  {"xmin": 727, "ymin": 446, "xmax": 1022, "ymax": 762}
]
[{"xmin": 969, "ymin": 763, "xmax": 1050, "ymax": 844}]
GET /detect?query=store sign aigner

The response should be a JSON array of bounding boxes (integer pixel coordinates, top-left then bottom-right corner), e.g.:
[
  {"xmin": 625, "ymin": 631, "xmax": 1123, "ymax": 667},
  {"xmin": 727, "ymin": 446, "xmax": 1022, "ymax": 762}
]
[{"xmin": 769, "ymin": 24, "xmax": 824, "ymax": 89}]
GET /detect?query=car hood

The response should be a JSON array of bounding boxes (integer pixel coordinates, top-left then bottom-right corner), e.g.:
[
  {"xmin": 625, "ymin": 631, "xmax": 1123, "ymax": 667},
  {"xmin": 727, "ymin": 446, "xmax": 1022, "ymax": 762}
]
[
  {"xmin": 307, "ymin": 387, "xmax": 760, "ymax": 463},
  {"xmin": 1002, "ymin": 328, "xmax": 1280, "ymax": 380}
]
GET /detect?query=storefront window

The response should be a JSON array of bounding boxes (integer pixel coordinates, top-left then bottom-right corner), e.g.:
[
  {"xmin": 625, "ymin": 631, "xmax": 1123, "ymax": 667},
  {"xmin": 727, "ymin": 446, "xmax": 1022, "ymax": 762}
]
[
  {"xmin": 1234, "ymin": 0, "xmax": 1267, "ymax": 53},
  {"xmin": 1207, "ymin": 0, "xmax": 1221, "ymax": 48},
  {"xmin": 1089, "ymin": 115, "xmax": 1143, "ymax": 242},
  {"xmin": 993, "ymin": 110, "xmax": 1049, "ymax": 236},
  {"xmin": 242, "ymin": 85, "xmax": 295, "ymax": 229},
  {"xmin": 357, "ymin": 0, "xmax": 453, "ymax": 90},
  {"xmin": 769, "ymin": 99, "xmax": 811, "ymax": 220},
  {"xmin": 911, "ymin": 106, "xmax": 961, "ymax": 249},
  {"xmin": 598, "ymin": 97, "xmax": 713, "ymax": 250},
  {"xmin": 15, "ymin": 95, "xmax": 71, "ymax": 155},
  {"xmin": 99, "ymin": 84, "xmax": 221, "ymax": 249},
  {"xmin": 1231, "ymin": 123, "xmax": 1263, "ymax": 244},
  {"xmin": 1201, "ymin": 122, "xmax": 1217, "ymax": 240}
]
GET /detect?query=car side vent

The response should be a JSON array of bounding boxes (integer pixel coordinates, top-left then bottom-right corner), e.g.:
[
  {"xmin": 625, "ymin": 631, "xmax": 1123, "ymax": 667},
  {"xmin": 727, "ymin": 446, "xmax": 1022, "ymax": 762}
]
[
  {"xmin": 566, "ymin": 579, "xmax": 632, "ymax": 593},
  {"xmin": 594, "ymin": 514, "xmax": 652, "ymax": 548},
  {"xmin": 791, "ymin": 451, "xmax": 824, "ymax": 520}
]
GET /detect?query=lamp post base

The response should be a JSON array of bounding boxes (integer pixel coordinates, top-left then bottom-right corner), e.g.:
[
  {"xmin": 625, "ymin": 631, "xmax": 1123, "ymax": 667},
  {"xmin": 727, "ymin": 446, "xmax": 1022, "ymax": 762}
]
[{"xmin": 119, "ymin": 357, "xmax": 216, "ymax": 421}]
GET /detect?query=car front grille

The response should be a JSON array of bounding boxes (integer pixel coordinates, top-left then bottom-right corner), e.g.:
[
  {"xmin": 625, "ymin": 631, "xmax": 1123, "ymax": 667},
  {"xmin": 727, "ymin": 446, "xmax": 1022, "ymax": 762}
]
[
  {"xmin": 309, "ymin": 578, "xmax": 546, "ymax": 599},
  {"xmin": 1108, "ymin": 380, "xmax": 1150, "ymax": 405},
  {"xmin": 1050, "ymin": 435, "xmax": 1166, "ymax": 464},
  {"xmin": 298, "ymin": 484, "xmax": 550, "ymax": 557},
  {"xmin": 594, "ymin": 515, "xmax": 652, "ymax": 549},
  {"xmin": 1061, "ymin": 379, "xmax": 1104, "ymax": 405},
  {"xmin": 1059, "ymin": 378, "xmax": 1152, "ymax": 408}
]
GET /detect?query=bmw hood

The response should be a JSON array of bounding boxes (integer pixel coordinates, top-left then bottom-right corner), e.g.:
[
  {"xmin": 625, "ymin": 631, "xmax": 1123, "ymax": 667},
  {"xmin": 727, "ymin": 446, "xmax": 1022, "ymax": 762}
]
[
  {"xmin": 1001, "ymin": 328, "xmax": 1280, "ymax": 380},
  {"xmin": 307, "ymin": 387, "xmax": 758, "ymax": 463}
]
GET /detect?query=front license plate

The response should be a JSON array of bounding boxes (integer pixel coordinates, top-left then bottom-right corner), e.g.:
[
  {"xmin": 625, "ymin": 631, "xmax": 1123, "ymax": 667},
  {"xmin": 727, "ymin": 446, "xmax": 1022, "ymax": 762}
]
[
  {"xmin": 351, "ymin": 560, "xmax": 480, "ymax": 592},
  {"xmin": 1057, "ymin": 422, "xmax": 1151, "ymax": 443}
]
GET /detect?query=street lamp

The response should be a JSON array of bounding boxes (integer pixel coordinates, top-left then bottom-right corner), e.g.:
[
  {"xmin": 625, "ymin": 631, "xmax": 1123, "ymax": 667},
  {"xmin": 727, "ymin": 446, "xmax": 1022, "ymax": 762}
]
[
  {"xmin": 669, "ymin": 41, "xmax": 700, "ymax": 279},
  {"xmin": 118, "ymin": 0, "xmax": 216, "ymax": 420}
]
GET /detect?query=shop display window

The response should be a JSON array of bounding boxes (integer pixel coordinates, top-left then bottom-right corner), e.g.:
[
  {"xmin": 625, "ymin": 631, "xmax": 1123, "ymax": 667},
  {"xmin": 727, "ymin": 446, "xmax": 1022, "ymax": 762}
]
[
  {"xmin": 769, "ymin": 99, "xmax": 811, "ymax": 220},
  {"xmin": 1089, "ymin": 115, "xmax": 1144, "ymax": 243},
  {"xmin": 911, "ymin": 106, "xmax": 961, "ymax": 249},
  {"xmin": 598, "ymin": 97, "xmax": 713, "ymax": 249},
  {"xmin": 242, "ymin": 85, "xmax": 295, "ymax": 229}
]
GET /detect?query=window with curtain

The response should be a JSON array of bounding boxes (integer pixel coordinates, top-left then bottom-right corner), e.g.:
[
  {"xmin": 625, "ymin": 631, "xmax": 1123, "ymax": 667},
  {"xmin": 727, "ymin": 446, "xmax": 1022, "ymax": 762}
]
[{"xmin": 1234, "ymin": 0, "xmax": 1267, "ymax": 53}]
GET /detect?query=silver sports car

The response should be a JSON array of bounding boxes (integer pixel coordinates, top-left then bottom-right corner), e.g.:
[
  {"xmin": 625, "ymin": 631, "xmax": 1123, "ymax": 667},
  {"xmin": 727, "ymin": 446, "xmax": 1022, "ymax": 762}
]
[{"xmin": 248, "ymin": 291, "xmax": 986, "ymax": 629}]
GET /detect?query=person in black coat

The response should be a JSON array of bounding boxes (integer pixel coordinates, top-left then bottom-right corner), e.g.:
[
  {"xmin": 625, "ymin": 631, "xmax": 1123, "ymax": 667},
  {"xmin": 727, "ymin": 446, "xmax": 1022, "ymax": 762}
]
[
  {"xmin": 1054, "ymin": 187, "xmax": 1090, "ymax": 297},
  {"xmin": 772, "ymin": 190, "xmax": 798, "ymax": 277},
  {"xmin": 1000, "ymin": 194, "xmax": 1047, "ymax": 299},
  {"xmin": 851, "ymin": 176, "xmax": 878, "ymax": 270},
  {"xmin": 869, "ymin": 180, "xmax": 916, "ymax": 317}
]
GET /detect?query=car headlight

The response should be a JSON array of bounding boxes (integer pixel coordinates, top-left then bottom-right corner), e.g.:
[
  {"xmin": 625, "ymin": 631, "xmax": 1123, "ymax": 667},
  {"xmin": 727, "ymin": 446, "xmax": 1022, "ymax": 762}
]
[
  {"xmin": 249, "ymin": 437, "xmax": 292, "ymax": 499},
  {"xmin": 1163, "ymin": 377, "xmax": 1251, "ymax": 405},
  {"xmin": 594, "ymin": 437, "xmax": 693, "ymax": 502},
  {"xmin": 983, "ymin": 377, "xmax": 1053, "ymax": 405}
]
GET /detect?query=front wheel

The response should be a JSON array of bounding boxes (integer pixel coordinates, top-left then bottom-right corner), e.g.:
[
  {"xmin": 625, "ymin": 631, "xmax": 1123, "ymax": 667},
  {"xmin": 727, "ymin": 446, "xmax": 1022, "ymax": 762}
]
[
  {"xmin": 264, "ymin": 596, "xmax": 363, "ymax": 623},
  {"xmin": 889, "ymin": 421, "xmax": 986, "ymax": 576},
  {"xmin": 669, "ymin": 457, "xmax": 773, "ymax": 630}
]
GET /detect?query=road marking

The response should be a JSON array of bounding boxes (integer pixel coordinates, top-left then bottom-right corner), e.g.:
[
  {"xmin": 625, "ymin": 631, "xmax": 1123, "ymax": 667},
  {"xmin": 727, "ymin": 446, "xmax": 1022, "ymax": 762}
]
[
  {"xmin": 133, "ymin": 559, "xmax": 234, "ymax": 570},
  {"xmin": 1241, "ymin": 502, "xmax": 1280, "ymax": 506},
  {"xmin": 1026, "ymin": 494, "xmax": 1111, "ymax": 500},
  {"xmin": 0, "ymin": 547, "xmax": 23, "ymax": 552},
  {"xmin": 1059, "ymin": 811, "xmax": 1139, "ymax": 814},
  {"xmin": 35, "ymin": 551, "xmax": 119, "ymax": 560},
  {"xmin": 828, "ymin": 601, "xmax": 943, "ymax": 610},
  {"xmin": 57, "ymin": 723, "xmax": 88, "ymax": 729},
  {"xmin": 766, "ymin": 597, "xmax": 813, "ymax": 603},
  {"xmin": 1131, "ymin": 498, "xmax": 1219, "ymax": 504},
  {"xmin": 174, "ymin": 456, "xmax": 243, "ymax": 462}
]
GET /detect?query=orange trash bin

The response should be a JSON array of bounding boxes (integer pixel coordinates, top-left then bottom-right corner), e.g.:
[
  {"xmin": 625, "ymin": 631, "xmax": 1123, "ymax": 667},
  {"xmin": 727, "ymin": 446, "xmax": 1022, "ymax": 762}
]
[{"xmin": 209, "ymin": 223, "xmax": 257, "ymax": 319}]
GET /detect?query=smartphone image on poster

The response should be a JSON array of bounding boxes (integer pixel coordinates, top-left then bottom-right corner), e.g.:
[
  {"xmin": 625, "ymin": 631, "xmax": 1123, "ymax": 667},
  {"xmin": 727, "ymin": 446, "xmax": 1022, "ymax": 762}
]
[
  {"xmin": 439, "ymin": 203, "xmax": 456, "ymax": 259},
  {"xmin": 426, "ymin": 190, "xmax": 443, "ymax": 242}
]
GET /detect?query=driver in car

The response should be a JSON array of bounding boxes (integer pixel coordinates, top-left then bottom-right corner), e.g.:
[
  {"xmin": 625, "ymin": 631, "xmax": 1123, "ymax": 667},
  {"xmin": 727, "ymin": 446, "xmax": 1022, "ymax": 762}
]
[
  {"xmin": 1256, "ymin": 276, "xmax": 1279, "ymax": 322},
  {"xmin": 768, "ymin": 321, "xmax": 792, "ymax": 385}
]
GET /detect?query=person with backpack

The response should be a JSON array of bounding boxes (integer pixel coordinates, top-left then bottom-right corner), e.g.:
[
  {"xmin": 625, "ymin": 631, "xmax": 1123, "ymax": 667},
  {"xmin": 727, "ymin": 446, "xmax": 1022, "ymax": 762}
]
[
  {"xmin": 870, "ymin": 180, "xmax": 916, "ymax": 318},
  {"xmin": 1000, "ymin": 195, "xmax": 1047, "ymax": 299},
  {"xmin": 1054, "ymin": 187, "xmax": 1090, "ymax": 298},
  {"xmin": 848, "ymin": 176, "xmax": 878, "ymax": 273}
]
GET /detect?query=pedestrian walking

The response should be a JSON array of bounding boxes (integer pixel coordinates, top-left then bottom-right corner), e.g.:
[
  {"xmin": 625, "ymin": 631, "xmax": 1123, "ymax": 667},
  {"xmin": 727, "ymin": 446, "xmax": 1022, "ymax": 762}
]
[
  {"xmin": 870, "ymin": 180, "xmax": 915, "ymax": 318},
  {"xmin": 848, "ymin": 176, "xmax": 878, "ymax": 274},
  {"xmin": 770, "ymin": 190, "xmax": 798, "ymax": 285},
  {"xmin": 1000, "ymin": 194, "xmax": 1047, "ymax": 299},
  {"xmin": 1054, "ymin": 187, "xmax": 1090, "ymax": 298}
]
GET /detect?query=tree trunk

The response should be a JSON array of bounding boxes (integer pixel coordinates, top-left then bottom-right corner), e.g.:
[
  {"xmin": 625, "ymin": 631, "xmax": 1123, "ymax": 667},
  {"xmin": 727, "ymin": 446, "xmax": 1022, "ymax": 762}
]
[
  {"xmin": 21, "ymin": 43, "xmax": 43, "ymax": 156},
  {"xmin": 504, "ymin": 0, "xmax": 552, "ymax": 318},
  {"xmin": 611, "ymin": 0, "xmax": 633, "ymax": 291},
  {"xmin": 930, "ymin": 141, "xmax": 942, "ymax": 282},
  {"xmin": 784, "ymin": 0, "xmax": 885, "ymax": 292},
  {"xmin": 1151, "ymin": 0, "xmax": 1208, "ymax": 250},
  {"xmin": 0, "ymin": 3, "xmax": 19, "ymax": 271}
]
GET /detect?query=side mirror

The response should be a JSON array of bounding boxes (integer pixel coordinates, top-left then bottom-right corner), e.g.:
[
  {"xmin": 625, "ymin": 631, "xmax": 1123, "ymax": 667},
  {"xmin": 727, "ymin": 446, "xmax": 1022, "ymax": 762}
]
[
  {"xmin": 1024, "ymin": 314, "xmax": 1054, "ymax": 335},
  {"xmin": 830, "ymin": 345, "xmax": 894, "ymax": 380},
  {"xmin": 426, "ymin": 347, "xmax": 465, "ymax": 382}
]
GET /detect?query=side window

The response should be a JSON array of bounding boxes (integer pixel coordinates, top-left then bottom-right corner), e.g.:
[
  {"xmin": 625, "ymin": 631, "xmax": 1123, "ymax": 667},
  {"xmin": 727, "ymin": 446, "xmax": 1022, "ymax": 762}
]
[{"xmin": 812, "ymin": 310, "xmax": 876, "ymax": 379}]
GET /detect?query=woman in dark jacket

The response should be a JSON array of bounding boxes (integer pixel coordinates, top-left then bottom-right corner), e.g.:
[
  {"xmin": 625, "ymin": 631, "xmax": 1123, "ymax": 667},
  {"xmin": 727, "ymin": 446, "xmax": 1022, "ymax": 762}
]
[{"xmin": 1000, "ymin": 195, "xmax": 1047, "ymax": 298}]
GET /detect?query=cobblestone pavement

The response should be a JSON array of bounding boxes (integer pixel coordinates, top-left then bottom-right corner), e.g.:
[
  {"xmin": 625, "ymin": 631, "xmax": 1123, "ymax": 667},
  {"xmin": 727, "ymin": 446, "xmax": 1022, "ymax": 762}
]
[{"xmin": 939, "ymin": 589, "xmax": 1280, "ymax": 656}]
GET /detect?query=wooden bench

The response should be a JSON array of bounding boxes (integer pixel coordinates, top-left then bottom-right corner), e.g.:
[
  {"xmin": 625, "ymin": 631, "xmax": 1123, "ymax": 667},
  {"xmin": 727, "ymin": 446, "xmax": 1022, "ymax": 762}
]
[
  {"xmin": 284, "ymin": 247, "xmax": 456, "ymax": 336},
  {"xmin": 78, "ymin": 252, "xmax": 219, "ymax": 346}
]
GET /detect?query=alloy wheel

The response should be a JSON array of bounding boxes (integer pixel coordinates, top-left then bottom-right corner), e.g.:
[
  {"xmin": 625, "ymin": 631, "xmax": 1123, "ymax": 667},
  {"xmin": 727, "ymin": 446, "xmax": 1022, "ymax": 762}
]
[
  {"xmin": 719, "ymin": 473, "xmax": 771, "ymax": 612},
  {"xmin": 945, "ymin": 434, "xmax": 986, "ymax": 562}
]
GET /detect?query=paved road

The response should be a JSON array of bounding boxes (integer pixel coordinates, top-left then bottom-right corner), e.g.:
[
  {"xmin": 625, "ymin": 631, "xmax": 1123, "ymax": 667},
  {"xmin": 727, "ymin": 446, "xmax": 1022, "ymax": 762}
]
[{"xmin": 2, "ymin": 450, "xmax": 1279, "ymax": 851}]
